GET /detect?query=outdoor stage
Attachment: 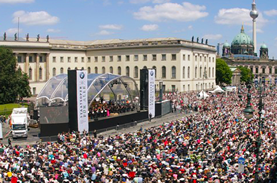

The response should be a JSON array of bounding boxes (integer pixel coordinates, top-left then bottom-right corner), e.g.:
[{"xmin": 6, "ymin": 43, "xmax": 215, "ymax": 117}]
[{"xmin": 39, "ymin": 106, "xmax": 148, "ymax": 137}]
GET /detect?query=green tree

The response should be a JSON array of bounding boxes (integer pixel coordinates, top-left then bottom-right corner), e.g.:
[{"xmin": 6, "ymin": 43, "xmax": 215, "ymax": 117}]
[
  {"xmin": 216, "ymin": 58, "xmax": 232, "ymax": 85},
  {"xmin": 0, "ymin": 47, "xmax": 31, "ymax": 104},
  {"xmin": 237, "ymin": 66, "xmax": 254, "ymax": 83}
]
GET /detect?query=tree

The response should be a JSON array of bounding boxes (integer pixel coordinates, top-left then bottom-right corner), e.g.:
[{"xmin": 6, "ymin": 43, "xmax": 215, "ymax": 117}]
[
  {"xmin": 237, "ymin": 66, "xmax": 254, "ymax": 83},
  {"xmin": 0, "ymin": 47, "xmax": 31, "ymax": 104},
  {"xmin": 216, "ymin": 58, "xmax": 232, "ymax": 85}
]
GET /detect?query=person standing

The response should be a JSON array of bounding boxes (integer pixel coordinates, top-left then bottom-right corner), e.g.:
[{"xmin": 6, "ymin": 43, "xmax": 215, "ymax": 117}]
[
  {"xmin": 8, "ymin": 138, "xmax": 11, "ymax": 147},
  {"xmin": 93, "ymin": 129, "xmax": 97, "ymax": 138},
  {"xmin": 149, "ymin": 113, "xmax": 152, "ymax": 122}
]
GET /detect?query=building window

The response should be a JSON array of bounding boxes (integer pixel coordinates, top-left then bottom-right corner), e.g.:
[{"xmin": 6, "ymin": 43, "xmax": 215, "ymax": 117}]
[
  {"xmin": 81, "ymin": 57, "xmax": 84, "ymax": 62},
  {"xmin": 39, "ymin": 67, "xmax": 42, "ymax": 79},
  {"xmin": 200, "ymin": 56, "xmax": 202, "ymax": 62},
  {"xmin": 188, "ymin": 55, "xmax": 190, "ymax": 61},
  {"xmin": 126, "ymin": 66, "xmax": 130, "ymax": 76},
  {"xmin": 110, "ymin": 67, "xmax": 113, "ymax": 74},
  {"xmin": 95, "ymin": 57, "xmax": 98, "ymax": 62},
  {"xmin": 172, "ymin": 66, "xmax": 176, "ymax": 79},
  {"xmin": 183, "ymin": 67, "xmax": 185, "ymax": 79},
  {"xmin": 162, "ymin": 54, "xmax": 166, "ymax": 61},
  {"xmin": 209, "ymin": 57, "xmax": 211, "ymax": 62},
  {"xmin": 134, "ymin": 66, "xmax": 138, "ymax": 78},
  {"xmin": 52, "ymin": 68, "xmax": 56, "ymax": 77},
  {"xmin": 262, "ymin": 68, "xmax": 265, "ymax": 74},
  {"xmin": 209, "ymin": 67, "xmax": 211, "ymax": 78},
  {"xmin": 188, "ymin": 67, "xmax": 190, "ymax": 78},
  {"xmin": 183, "ymin": 85, "xmax": 185, "ymax": 91},
  {"xmin": 88, "ymin": 67, "xmax": 91, "ymax": 73},
  {"xmin": 75, "ymin": 67, "xmax": 77, "ymax": 70},
  {"xmin": 75, "ymin": 57, "xmax": 78, "ymax": 63},
  {"xmin": 188, "ymin": 84, "xmax": 190, "ymax": 91},
  {"xmin": 95, "ymin": 67, "xmax": 98, "ymax": 74},
  {"xmin": 66, "ymin": 57, "xmax": 70, "ymax": 63},
  {"xmin": 195, "ymin": 56, "xmax": 197, "ymax": 61},
  {"xmin": 172, "ymin": 54, "xmax": 176, "ymax": 61},
  {"xmin": 212, "ymin": 67, "xmax": 214, "ymax": 77},
  {"xmin": 29, "ymin": 56, "xmax": 33, "ymax": 63},
  {"xmin": 117, "ymin": 56, "xmax": 121, "ymax": 62},
  {"xmin": 68, "ymin": 67, "xmax": 70, "ymax": 70},
  {"xmin": 102, "ymin": 56, "xmax": 105, "ymax": 62},
  {"xmin": 88, "ymin": 57, "xmax": 91, "ymax": 63},
  {"xmin": 134, "ymin": 55, "xmax": 138, "ymax": 61},
  {"xmin": 152, "ymin": 66, "xmax": 157, "ymax": 78},
  {"xmin": 183, "ymin": 54, "xmax": 185, "ymax": 61},
  {"xmin": 143, "ymin": 55, "xmax": 147, "ymax": 61},
  {"xmin": 152, "ymin": 54, "xmax": 157, "ymax": 61},
  {"xmin": 126, "ymin": 55, "xmax": 130, "ymax": 61},
  {"xmin": 60, "ymin": 67, "xmax": 64, "ymax": 74},
  {"xmin": 33, "ymin": 87, "xmax": 36, "ymax": 95},
  {"xmin": 118, "ymin": 66, "xmax": 121, "ymax": 75},
  {"xmin": 204, "ymin": 57, "xmax": 207, "ymax": 62},
  {"xmin": 29, "ymin": 68, "xmax": 33, "ymax": 79},
  {"xmin": 212, "ymin": 58, "xmax": 214, "ymax": 62},
  {"xmin": 102, "ymin": 67, "xmax": 106, "ymax": 74},
  {"xmin": 256, "ymin": 67, "xmax": 259, "ymax": 73},
  {"xmin": 195, "ymin": 67, "xmax": 197, "ymax": 78},
  {"xmin": 171, "ymin": 85, "xmax": 176, "ymax": 92},
  {"xmin": 53, "ymin": 57, "xmax": 56, "ymax": 63},
  {"xmin": 200, "ymin": 67, "xmax": 202, "ymax": 78},
  {"xmin": 269, "ymin": 68, "xmax": 272, "ymax": 74},
  {"xmin": 17, "ymin": 56, "xmax": 22, "ymax": 63},
  {"xmin": 162, "ymin": 66, "xmax": 166, "ymax": 78}
]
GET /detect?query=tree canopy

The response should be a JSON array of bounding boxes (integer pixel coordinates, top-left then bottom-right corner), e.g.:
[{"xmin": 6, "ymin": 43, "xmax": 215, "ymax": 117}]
[
  {"xmin": 237, "ymin": 66, "xmax": 254, "ymax": 83},
  {"xmin": 0, "ymin": 47, "xmax": 31, "ymax": 104},
  {"xmin": 216, "ymin": 58, "xmax": 232, "ymax": 85}
]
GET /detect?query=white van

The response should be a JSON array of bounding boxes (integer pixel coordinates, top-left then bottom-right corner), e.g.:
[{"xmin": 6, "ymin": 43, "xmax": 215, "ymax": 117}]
[{"xmin": 11, "ymin": 108, "xmax": 29, "ymax": 138}]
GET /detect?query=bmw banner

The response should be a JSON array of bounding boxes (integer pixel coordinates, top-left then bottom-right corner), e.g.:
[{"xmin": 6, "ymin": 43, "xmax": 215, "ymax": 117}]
[
  {"xmin": 148, "ymin": 69, "xmax": 156, "ymax": 118},
  {"xmin": 76, "ymin": 70, "xmax": 89, "ymax": 132}
]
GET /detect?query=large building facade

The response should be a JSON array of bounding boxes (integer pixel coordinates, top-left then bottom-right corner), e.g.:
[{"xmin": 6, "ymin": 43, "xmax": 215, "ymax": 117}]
[{"xmin": 0, "ymin": 37, "xmax": 216, "ymax": 95}]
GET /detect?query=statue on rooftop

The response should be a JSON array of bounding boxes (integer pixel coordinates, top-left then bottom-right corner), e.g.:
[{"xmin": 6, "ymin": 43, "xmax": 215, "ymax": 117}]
[
  {"xmin": 14, "ymin": 33, "xmax": 17, "ymax": 41},
  {"xmin": 37, "ymin": 34, "xmax": 40, "ymax": 42},
  {"xmin": 46, "ymin": 35, "xmax": 49, "ymax": 42},
  {"xmin": 192, "ymin": 36, "xmax": 194, "ymax": 42},
  {"xmin": 26, "ymin": 33, "xmax": 29, "ymax": 41}
]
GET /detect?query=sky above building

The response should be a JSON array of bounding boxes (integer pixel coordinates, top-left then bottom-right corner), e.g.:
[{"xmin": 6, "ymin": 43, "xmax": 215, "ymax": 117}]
[{"xmin": 0, "ymin": 0, "xmax": 277, "ymax": 58}]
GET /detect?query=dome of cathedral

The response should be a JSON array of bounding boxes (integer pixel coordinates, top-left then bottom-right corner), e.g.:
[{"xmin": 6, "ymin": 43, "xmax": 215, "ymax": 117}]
[
  {"xmin": 260, "ymin": 43, "xmax": 268, "ymax": 49},
  {"xmin": 231, "ymin": 26, "xmax": 253, "ymax": 46}
]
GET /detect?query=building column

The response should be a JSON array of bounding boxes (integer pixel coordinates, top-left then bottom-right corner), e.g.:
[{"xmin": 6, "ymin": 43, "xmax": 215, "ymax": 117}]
[
  {"xmin": 25, "ymin": 53, "xmax": 29, "ymax": 74},
  {"xmin": 45, "ymin": 53, "xmax": 50, "ymax": 81},
  {"xmin": 36, "ymin": 53, "xmax": 40, "ymax": 81}
]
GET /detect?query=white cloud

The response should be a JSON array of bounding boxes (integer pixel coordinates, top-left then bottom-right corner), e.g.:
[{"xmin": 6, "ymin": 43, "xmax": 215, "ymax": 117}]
[
  {"xmin": 97, "ymin": 30, "xmax": 114, "ymax": 35},
  {"xmin": 134, "ymin": 2, "xmax": 208, "ymax": 22},
  {"xmin": 188, "ymin": 25, "xmax": 193, "ymax": 30},
  {"xmin": 6, "ymin": 28, "xmax": 22, "ymax": 35},
  {"xmin": 215, "ymin": 8, "xmax": 268, "ymax": 30},
  {"xmin": 141, "ymin": 24, "xmax": 158, "ymax": 31},
  {"xmin": 13, "ymin": 11, "xmax": 59, "ymax": 26},
  {"xmin": 0, "ymin": 0, "xmax": 34, "ymax": 3},
  {"xmin": 47, "ymin": 29, "xmax": 61, "ymax": 33},
  {"xmin": 203, "ymin": 34, "xmax": 222, "ymax": 40},
  {"xmin": 130, "ymin": 0, "xmax": 170, "ymax": 4},
  {"xmin": 264, "ymin": 9, "xmax": 277, "ymax": 16},
  {"xmin": 99, "ymin": 24, "xmax": 123, "ymax": 30}
]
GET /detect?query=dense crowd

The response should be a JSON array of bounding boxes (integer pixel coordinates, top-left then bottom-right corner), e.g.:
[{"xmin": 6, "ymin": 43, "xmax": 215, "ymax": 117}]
[{"xmin": 0, "ymin": 86, "xmax": 277, "ymax": 182}]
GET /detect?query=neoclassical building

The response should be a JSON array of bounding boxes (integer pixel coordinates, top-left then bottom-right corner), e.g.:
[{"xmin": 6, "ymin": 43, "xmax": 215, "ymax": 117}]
[{"xmin": 0, "ymin": 36, "xmax": 216, "ymax": 95}]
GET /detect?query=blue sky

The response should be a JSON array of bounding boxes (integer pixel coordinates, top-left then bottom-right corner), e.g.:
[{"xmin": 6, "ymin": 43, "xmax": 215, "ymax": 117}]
[{"xmin": 1, "ymin": 0, "xmax": 277, "ymax": 57}]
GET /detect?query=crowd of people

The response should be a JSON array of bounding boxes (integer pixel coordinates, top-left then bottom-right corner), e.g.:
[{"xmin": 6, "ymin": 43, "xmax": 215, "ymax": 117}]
[{"xmin": 0, "ymin": 86, "xmax": 277, "ymax": 182}]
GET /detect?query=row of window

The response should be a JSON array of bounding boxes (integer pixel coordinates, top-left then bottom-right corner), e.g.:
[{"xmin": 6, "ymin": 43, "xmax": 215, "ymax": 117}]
[
  {"xmin": 17, "ymin": 55, "xmax": 45, "ymax": 63},
  {"xmin": 50, "ymin": 66, "xmax": 214, "ymax": 79},
  {"xmin": 28, "ymin": 68, "xmax": 43, "ymax": 80},
  {"xmin": 51, "ymin": 54, "xmax": 215, "ymax": 63},
  {"xmin": 250, "ymin": 67, "xmax": 277, "ymax": 74}
]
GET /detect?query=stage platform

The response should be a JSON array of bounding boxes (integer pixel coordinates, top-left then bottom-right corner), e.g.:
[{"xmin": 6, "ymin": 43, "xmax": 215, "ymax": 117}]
[{"xmin": 40, "ymin": 108, "xmax": 148, "ymax": 137}]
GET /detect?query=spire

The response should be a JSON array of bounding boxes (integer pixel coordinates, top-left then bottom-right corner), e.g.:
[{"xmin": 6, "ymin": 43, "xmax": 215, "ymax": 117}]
[{"xmin": 241, "ymin": 24, "xmax": 244, "ymax": 33}]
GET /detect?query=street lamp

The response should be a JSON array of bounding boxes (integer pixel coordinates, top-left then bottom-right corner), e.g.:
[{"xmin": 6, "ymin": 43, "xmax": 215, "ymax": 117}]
[{"xmin": 243, "ymin": 81, "xmax": 254, "ymax": 119}]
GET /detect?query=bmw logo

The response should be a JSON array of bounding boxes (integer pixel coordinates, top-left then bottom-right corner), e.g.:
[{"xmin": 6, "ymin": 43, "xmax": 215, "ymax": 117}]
[
  {"xmin": 80, "ymin": 72, "xmax": 85, "ymax": 79},
  {"xmin": 150, "ymin": 71, "xmax": 154, "ymax": 76}
]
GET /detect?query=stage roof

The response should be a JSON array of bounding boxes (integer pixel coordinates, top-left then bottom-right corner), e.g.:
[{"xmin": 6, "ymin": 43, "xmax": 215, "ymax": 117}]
[{"xmin": 37, "ymin": 73, "xmax": 139, "ymax": 106}]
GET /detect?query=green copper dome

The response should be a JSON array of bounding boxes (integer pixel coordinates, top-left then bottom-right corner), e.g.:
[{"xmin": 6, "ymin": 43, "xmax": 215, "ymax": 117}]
[
  {"xmin": 223, "ymin": 42, "xmax": 230, "ymax": 47},
  {"xmin": 260, "ymin": 43, "xmax": 268, "ymax": 49},
  {"xmin": 231, "ymin": 25, "xmax": 253, "ymax": 46}
]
